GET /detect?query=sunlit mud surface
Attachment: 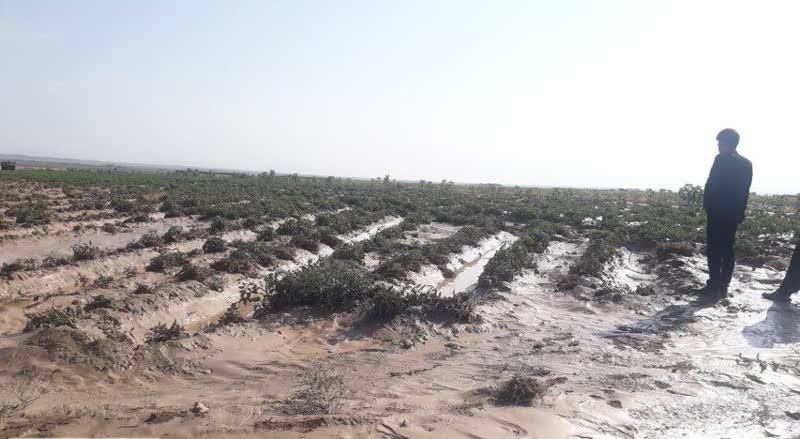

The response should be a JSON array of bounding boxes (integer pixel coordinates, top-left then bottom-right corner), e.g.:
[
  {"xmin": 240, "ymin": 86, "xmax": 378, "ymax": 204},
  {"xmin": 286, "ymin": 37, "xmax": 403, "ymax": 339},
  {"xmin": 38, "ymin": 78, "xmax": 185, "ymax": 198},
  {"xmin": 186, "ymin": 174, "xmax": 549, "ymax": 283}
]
[
  {"xmin": 2, "ymin": 227, "xmax": 800, "ymax": 438},
  {"xmin": 0, "ymin": 216, "xmax": 200, "ymax": 265}
]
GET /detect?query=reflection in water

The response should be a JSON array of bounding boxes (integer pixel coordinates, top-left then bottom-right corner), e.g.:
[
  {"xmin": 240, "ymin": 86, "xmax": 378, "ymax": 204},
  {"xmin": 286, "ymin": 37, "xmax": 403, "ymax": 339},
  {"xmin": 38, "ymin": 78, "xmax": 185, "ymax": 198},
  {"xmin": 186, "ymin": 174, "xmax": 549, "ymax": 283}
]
[{"xmin": 742, "ymin": 302, "xmax": 800, "ymax": 348}]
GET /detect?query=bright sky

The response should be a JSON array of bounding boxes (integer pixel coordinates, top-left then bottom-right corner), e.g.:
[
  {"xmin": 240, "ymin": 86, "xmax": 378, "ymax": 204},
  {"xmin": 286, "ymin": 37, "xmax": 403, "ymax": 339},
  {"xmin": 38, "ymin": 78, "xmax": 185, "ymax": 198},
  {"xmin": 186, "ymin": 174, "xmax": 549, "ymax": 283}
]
[{"xmin": 1, "ymin": 1, "xmax": 799, "ymax": 193}]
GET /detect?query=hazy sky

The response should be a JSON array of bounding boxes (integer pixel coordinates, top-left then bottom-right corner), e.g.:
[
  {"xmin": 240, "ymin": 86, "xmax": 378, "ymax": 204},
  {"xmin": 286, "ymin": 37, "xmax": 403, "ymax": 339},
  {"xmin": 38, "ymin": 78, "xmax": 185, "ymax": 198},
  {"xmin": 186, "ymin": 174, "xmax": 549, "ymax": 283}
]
[{"xmin": 2, "ymin": 1, "xmax": 799, "ymax": 193}]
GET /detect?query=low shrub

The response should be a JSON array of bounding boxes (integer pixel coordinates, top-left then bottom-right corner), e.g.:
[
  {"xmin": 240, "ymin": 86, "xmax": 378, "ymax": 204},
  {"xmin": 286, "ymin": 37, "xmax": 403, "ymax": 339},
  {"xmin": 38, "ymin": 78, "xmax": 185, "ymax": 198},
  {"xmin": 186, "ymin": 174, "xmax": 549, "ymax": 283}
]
[
  {"xmin": 276, "ymin": 218, "xmax": 314, "ymax": 236},
  {"xmin": 332, "ymin": 243, "xmax": 365, "ymax": 262},
  {"xmin": 72, "ymin": 242, "xmax": 100, "ymax": 261},
  {"xmin": 162, "ymin": 225, "xmax": 184, "ymax": 243},
  {"xmin": 146, "ymin": 251, "xmax": 188, "ymax": 272},
  {"xmin": 256, "ymin": 228, "xmax": 277, "ymax": 242},
  {"xmin": 202, "ymin": 237, "xmax": 227, "ymax": 253},
  {"xmin": 209, "ymin": 217, "xmax": 227, "ymax": 233},
  {"xmin": 368, "ymin": 285, "xmax": 477, "ymax": 322},
  {"xmin": 15, "ymin": 202, "xmax": 52, "ymax": 226},
  {"xmin": 41, "ymin": 256, "xmax": 70, "ymax": 268},
  {"xmin": 211, "ymin": 250, "xmax": 256, "ymax": 274},
  {"xmin": 272, "ymin": 245, "xmax": 296, "ymax": 261},
  {"xmin": 375, "ymin": 249, "xmax": 427, "ymax": 281},
  {"xmin": 569, "ymin": 231, "xmax": 620, "ymax": 278},
  {"xmin": 319, "ymin": 228, "xmax": 342, "ymax": 248},
  {"xmin": 24, "ymin": 307, "xmax": 80, "ymax": 332},
  {"xmin": 291, "ymin": 229, "xmax": 321, "ymax": 252},
  {"xmin": 176, "ymin": 263, "xmax": 211, "ymax": 281},
  {"xmin": 261, "ymin": 260, "xmax": 373, "ymax": 312},
  {"xmin": 130, "ymin": 231, "xmax": 163, "ymax": 249},
  {"xmin": 479, "ymin": 231, "xmax": 550, "ymax": 289},
  {"xmin": 1, "ymin": 258, "xmax": 37, "ymax": 276}
]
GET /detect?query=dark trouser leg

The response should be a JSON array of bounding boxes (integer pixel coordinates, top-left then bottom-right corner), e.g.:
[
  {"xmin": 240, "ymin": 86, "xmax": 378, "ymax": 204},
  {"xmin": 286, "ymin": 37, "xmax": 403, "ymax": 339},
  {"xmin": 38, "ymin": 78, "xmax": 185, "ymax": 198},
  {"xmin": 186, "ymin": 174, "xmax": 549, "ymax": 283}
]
[
  {"xmin": 779, "ymin": 243, "xmax": 800, "ymax": 294},
  {"xmin": 706, "ymin": 221, "xmax": 722, "ymax": 288},
  {"xmin": 719, "ymin": 222, "xmax": 738, "ymax": 289}
]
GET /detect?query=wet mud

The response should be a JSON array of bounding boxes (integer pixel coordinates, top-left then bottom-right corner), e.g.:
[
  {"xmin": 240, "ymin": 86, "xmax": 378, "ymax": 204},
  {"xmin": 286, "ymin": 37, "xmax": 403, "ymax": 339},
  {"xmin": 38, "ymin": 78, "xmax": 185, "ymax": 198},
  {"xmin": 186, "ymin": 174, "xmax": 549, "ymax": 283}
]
[{"xmin": 2, "ymin": 222, "xmax": 800, "ymax": 438}]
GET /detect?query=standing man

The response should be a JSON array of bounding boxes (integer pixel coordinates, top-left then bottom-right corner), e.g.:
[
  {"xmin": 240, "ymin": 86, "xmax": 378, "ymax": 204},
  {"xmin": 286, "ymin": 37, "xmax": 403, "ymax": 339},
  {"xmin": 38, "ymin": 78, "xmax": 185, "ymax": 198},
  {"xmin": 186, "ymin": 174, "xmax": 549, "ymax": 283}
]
[
  {"xmin": 763, "ymin": 245, "xmax": 800, "ymax": 302},
  {"xmin": 699, "ymin": 128, "xmax": 753, "ymax": 298}
]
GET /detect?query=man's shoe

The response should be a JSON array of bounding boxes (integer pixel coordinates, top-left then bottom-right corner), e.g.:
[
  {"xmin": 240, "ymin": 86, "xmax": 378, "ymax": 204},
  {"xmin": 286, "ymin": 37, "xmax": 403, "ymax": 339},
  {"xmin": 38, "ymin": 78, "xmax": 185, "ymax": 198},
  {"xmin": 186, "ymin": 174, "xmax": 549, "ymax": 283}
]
[
  {"xmin": 694, "ymin": 283, "xmax": 720, "ymax": 296},
  {"xmin": 762, "ymin": 290, "xmax": 792, "ymax": 302}
]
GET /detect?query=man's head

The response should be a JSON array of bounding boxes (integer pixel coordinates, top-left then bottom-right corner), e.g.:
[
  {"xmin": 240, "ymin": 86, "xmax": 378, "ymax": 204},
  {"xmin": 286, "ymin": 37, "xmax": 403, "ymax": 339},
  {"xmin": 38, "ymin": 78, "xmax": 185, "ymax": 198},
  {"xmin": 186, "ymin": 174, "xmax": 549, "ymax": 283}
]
[{"xmin": 716, "ymin": 128, "xmax": 740, "ymax": 154}]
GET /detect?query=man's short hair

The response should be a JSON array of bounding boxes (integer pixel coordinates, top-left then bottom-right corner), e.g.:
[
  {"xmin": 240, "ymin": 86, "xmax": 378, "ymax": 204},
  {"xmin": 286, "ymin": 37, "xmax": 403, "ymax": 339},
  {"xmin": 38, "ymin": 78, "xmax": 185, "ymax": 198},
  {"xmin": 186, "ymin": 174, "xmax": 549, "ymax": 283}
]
[{"xmin": 717, "ymin": 128, "xmax": 740, "ymax": 148}]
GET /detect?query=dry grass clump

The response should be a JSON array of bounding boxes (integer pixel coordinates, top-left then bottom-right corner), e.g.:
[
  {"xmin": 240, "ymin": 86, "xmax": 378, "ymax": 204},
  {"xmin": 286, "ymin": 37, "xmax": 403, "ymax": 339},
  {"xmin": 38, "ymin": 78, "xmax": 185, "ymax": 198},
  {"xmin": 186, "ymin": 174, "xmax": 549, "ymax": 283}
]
[
  {"xmin": 0, "ymin": 369, "xmax": 48, "ymax": 417},
  {"xmin": 133, "ymin": 283, "xmax": 155, "ymax": 294},
  {"xmin": 286, "ymin": 369, "xmax": 349, "ymax": 415},
  {"xmin": 494, "ymin": 375, "xmax": 548, "ymax": 406},
  {"xmin": 146, "ymin": 320, "xmax": 185, "ymax": 344},
  {"xmin": 24, "ymin": 307, "xmax": 80, "ymax": 332},
  {"xmin": 84, "ymin": 294, "xmax": 113, "ymax": 311}
]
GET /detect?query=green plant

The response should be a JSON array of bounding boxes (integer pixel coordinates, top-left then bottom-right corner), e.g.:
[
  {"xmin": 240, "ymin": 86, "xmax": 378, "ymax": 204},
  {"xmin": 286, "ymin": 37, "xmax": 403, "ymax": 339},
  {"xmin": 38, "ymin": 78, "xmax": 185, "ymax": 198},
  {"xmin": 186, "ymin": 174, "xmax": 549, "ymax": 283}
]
[
  {"xmin": 209, "ymin": 217, "xmax": 227, "ymax": 233},
  {"xmin": 146, "ymin": 251, "xmax": 188, "ymax": 272},
  {"xmin": 72, "ymin": 242, "xmax": 100, "ymax": 261},
  {"xmin": 131, "ymin": 231, "xmax": 163, "ymax": 249},
  {"xmin": 14, "ymin": 202, "xmax": 52, "ymax": 226},
  {"xmin": 263, "ymin": 260, "xmax": 373, "ymax": 311},
  {"xmin": 202, "ymin": 237, "xmax": 227, "ymax": 253},
  {"xmin": 162, "ymin": 225, "xmax": 184, "ymax": 243},
  {"xmin": 176, "ymin": 263, "xmax": 211, "ymax": 281},
  {"xmin": 332, "ymin": 243, "xmax": 365, "ymax": 262}
]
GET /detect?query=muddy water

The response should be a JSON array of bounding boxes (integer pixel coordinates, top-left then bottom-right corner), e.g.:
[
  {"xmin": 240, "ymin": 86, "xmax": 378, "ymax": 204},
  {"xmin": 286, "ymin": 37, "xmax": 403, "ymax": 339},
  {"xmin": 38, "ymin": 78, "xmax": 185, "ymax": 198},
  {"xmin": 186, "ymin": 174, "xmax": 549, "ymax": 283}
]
[
  {"xmin": 0, "ymin": 216, "xmax": 199, "ymax": 265},
  {"xmin": 400, "ymin": 222, "xmax": 462, "ymax": 246},
  {"xmin": 339, "ymin": 216, "xmax": 403, "ymax": 243},
  {"xmin": 469, "ymin": 244, "xmax": 800, "ymax": 438},
  {"xmin": 411, "ymin": 231, "xmax": 517, "ymax": 296}
]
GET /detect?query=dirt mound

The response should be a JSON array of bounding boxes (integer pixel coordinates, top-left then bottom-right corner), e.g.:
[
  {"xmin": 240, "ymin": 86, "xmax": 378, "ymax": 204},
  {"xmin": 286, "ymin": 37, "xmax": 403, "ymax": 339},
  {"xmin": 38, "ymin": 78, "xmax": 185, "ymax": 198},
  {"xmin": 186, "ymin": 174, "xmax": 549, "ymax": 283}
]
[{"xmin": 24, "ymin": 327, "xmax": 188, "ymax": 373}]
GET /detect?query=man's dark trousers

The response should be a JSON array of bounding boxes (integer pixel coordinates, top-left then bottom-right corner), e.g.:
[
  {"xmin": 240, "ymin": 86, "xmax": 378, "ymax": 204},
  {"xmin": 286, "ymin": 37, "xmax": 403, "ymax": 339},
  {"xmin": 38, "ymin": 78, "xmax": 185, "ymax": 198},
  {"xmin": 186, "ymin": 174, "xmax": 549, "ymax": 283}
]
[
  {"xmin": 778, "ymin": 243, "xmax": 800, "ymax": 294},
  {"xmin": 706, "ymin": 219, "xmax": 739, "ymax": 289}
]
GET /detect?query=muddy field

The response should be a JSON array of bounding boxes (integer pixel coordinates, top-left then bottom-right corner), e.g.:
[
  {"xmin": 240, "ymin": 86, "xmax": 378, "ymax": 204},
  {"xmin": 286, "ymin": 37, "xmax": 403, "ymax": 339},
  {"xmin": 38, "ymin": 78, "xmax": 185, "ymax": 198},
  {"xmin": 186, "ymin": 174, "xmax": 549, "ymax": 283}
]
[{"xmin": 1, "ymin": 171, "xmax": 799, "ymax": 438}]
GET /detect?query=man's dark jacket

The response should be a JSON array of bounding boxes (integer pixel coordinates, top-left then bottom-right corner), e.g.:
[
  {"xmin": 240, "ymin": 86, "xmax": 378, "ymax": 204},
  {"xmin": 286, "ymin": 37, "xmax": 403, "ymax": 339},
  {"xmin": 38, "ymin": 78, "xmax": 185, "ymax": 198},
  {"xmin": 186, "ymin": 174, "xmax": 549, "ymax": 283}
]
[{"xmin": 703, "ymin": 152, "xmax": 753, "ymax": 223}]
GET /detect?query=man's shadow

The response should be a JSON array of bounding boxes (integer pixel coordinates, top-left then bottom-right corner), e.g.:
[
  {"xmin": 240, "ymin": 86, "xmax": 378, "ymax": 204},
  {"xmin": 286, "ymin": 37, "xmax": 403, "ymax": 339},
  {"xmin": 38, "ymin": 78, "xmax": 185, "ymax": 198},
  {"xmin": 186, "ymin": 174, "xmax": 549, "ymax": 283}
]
[
  {"xmin": 742, "ymin": 301, "xmax": 800, "ymax": 348},
  {"xmin": 614, "ymin": 294, "xmax": 725, "ymax": 335}
]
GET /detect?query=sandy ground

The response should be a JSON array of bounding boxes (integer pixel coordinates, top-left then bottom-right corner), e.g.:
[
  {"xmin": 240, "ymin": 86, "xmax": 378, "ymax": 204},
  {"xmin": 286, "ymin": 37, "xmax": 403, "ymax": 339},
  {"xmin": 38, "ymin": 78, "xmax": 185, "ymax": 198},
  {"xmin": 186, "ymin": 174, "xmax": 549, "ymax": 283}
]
[{"xmin": 1, "ymin": 226, "xmax": 800, "ymax": 438}]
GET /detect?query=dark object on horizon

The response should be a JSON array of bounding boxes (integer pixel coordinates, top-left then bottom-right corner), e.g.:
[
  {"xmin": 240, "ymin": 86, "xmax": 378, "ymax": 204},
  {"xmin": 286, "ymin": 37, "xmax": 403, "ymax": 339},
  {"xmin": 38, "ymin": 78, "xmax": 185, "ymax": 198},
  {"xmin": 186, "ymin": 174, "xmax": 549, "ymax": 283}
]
[
  {"xmin": 702, "ymin": 128, "xmax": 752, "ymax": 293},
  {"xmin": 1, "ymin": 161, "xmax": 16, "ymax": 171}
]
